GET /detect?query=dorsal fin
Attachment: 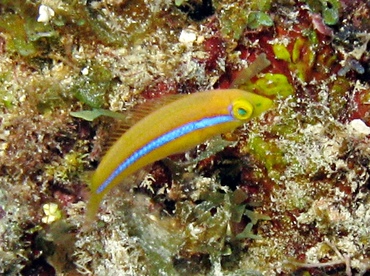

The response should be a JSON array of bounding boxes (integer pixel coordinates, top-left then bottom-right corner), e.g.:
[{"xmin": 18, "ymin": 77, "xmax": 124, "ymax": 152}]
[
  {"xmin": 125, "ymin": 93, "xmax": 186, "ymax": 122},
  {"xmin": 100, "ymin": 93, "xmax": 187, "ymax": 155}
]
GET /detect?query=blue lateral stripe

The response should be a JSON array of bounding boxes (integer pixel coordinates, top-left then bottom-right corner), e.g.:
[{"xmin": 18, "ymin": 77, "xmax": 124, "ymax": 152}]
[{"xmin": 97, "ymin": 115, "xmax": 234, "ymax": 194}]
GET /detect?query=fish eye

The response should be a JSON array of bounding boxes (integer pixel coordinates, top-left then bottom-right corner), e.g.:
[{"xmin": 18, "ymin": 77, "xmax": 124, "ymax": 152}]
[
  {"xmin": 237, "ymin": 107, "xmax": 248, "ymax": 117},
  {"xmin": 231, "ymin": 99, "xmax": 253, "ymax": 120}
]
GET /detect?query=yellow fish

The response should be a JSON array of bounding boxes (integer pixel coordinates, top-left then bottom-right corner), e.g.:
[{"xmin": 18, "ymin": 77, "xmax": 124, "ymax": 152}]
[{"xmin": 85, "ymin": 89, "xmax": 272, "ymax": 224}]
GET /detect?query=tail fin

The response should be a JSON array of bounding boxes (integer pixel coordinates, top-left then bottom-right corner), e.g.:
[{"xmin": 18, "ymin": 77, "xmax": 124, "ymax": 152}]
[{"xmin": 82, "ymin": 191, "xmax": 104, "ymax": 231}]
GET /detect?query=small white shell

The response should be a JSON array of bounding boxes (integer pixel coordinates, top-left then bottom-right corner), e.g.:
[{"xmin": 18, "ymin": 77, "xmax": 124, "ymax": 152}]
[{"xmin": 37, "ymin": 5, "xmax": 55, "ymax": 24}]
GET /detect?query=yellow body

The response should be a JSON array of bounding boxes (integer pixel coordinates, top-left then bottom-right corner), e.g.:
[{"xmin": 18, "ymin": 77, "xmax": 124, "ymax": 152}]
[{"xmin": 86, "ymin": 89, "xmax": 272, "ymax": 223}]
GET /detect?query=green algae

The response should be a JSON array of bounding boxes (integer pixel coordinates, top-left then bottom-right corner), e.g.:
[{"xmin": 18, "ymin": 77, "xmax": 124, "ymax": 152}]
[
  {"xmin": 303, "ymin": 0, "xmax": 341, "ymax": 25},
  {"xmin": 292, "ymin": 38, "xmax": 316, "ymax": 82},
  {"xmin": 215, "ymin": 0, "xmax": 273, "ymax": 40},
  {"xmin": 327, "ymin": 77, "xmax": 351, "ymax": 117},
  {"xmin": 273, "ymin": 44, "xmax": 291, "ymax": 62},
  {"xmin": 119, "ymin": 180, "xmax": 270, "ymax": 274},
  {"xmin": 235, "ymin": 209, "xmax": 271, "ymax": 240},
  {"xmin": 0, "ymin": 0, "xmax": 159, "ymax": 62},
  {"xmin": 0, "ymin": 14, "xmax": 39, "ymax": 57},
  {"xmin": 271, "ymin": 33, "xmax": 330, "ymax": 83},
  {"xmin": 0, "ymin": 71, "xmax": 13, "ymax": 108},
  {"xmin": 0, "ymin": 2, "xmax": 60, "ymax": 58},
  {"xmin": 70, "ymin": 108, "xmax": 126, "ymax": 121},
  {"xmin": 72, "ymin": 63, "xmax": 113, "ymax": 108},
  {"xmin": 218, "ymin": 5, "xmax": 249, "ymax": 40},
  {"xmin": 255, "ymin": 73, "xmax": 294, "ymax": 97},
  {"xmin": 246, "ymin": 135, "xmax": 286, "ymax": 180},
  {"xmin": 52, "ymin": 2, "xmax": 123, "ymax": 46},
  {"xmin": 247, "ymin": 0, "xmax": 273, "ymax": 29},
  {"xmin": 247, "ymin": 11, "xmax": 274, "ymax": 29},
  {"xmin": 175, "ymin": 187, "xmax": 271, "ymax": 265},
  {"xmin": 240, "ymin": 73, "xmax": 294, "ymax": 98}
]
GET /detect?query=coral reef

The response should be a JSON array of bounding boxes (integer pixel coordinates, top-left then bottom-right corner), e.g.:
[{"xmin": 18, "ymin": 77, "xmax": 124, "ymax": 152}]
[{"xmin": 0, "ymin": 0, "xmax": 369, "ymax": 275}]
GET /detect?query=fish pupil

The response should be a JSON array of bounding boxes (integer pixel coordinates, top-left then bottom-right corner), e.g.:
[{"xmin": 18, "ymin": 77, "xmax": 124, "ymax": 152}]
[{"xmin": 238, "ymin": 107, "xmax": 248, "ymax": 117}]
